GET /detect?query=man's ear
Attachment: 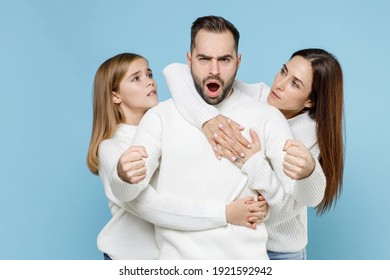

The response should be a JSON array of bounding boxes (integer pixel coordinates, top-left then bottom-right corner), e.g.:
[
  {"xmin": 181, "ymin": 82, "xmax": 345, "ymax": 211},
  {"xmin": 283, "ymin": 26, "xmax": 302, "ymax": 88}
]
[
  {"xmin": 186, "ymin": 52, "xmax": 192, "ymax": 66},
  {"xmin": 236, "ymin": 53, "xmax": 242, "ymax": 69},
  {"xmin": 112, "ymin": 91, "xmax": 121, "ymax": 104}
]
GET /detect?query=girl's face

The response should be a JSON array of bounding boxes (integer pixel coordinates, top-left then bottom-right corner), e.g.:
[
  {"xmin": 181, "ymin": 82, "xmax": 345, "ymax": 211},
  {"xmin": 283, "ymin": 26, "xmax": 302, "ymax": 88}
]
[
  {"xmin": 112, "ymin": 58, "xmax": 158, "ymax": 124},
  {"xmin": 267, "ymin": 55, "xmax": 313, "ymax": 119}
]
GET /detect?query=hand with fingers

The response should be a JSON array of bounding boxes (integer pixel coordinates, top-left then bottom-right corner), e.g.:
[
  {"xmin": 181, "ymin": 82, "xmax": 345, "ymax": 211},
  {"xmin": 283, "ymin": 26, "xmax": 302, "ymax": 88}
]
[
  {"xmin": 217, "ymin": 128, "xmax": 262, "ymax": 169},
  {"xmin": 202, "ymin": 115, "xmax": 251, "ymax": 160},
  {"xmin": 117, "ymin": 146, "xmax": 148, "ymax": 184},
  {"xmin": 226, "ymin": 195, "xmax": 268, "ymax": 230},
  {"xmin": 283, "ymin": 140, "xmax": 315, "ymax": 180}
]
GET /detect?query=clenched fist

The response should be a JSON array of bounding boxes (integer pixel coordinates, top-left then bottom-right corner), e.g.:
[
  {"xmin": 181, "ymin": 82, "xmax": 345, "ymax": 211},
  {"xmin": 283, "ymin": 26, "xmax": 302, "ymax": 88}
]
[
  {"xmin": 283, "ymin": 140, "xmax": 315, "ymax": 180},
  {"xmin": 117, "ymin": 146, "xmax": 148, "ymax": 184}
]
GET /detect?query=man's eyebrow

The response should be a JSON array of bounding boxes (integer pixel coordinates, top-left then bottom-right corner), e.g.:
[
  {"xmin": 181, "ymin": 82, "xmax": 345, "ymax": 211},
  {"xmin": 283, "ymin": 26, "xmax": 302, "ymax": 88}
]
[
  {"xmin": 217, "ymin": 54, "xmax": 234, "ymax": 60},
  {"xmin": 196, "ymin": 54, "xmax": 234, "ymax": 59},
  {"xmin": 196, "ymin": 54, "xmax": 212, "ymax": 59}
]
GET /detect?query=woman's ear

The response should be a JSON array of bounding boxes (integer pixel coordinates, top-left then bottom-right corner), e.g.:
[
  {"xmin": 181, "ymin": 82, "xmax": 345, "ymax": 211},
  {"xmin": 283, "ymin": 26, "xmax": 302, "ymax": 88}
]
[
  {"xmin": 112, "ymin": 91, "xmax": 122, "ymax": 104},
  {"xmin": 304, "ymin": 99, "xmax": 313, "ymax": 108}
]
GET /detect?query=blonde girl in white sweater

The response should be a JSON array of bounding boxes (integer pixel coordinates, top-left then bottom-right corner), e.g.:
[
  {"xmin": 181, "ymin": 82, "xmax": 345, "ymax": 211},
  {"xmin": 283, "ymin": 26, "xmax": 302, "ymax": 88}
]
[
  {"xmin": 86, "ymin": 53, "xmax": 267, "ymax": 260},
  {"xmin": 163, "ymin": 48, "xmax": 344, "ymax": 260}
]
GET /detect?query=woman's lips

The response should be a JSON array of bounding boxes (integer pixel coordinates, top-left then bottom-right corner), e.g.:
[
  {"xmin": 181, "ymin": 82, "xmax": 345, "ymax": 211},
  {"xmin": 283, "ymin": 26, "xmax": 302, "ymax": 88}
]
[{"xmin": 271, "ymin": 90, "xmax": 281, "ymax": 99}]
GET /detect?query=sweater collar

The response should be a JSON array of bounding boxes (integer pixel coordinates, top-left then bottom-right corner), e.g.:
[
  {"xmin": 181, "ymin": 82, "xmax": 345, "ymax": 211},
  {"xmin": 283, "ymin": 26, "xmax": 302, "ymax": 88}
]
[{"xmin": 214, "ymin": 88, "xmax": 242, "ymax": 111}]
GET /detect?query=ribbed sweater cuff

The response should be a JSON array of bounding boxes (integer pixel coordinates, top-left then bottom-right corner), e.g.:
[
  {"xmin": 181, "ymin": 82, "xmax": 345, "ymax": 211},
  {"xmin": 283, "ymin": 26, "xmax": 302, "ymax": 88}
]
[
  {"xmin": 110, "ymin": 168, "xmax": 147, "ymax": 202},
  {"xmin": 241, "ymin": 151, "xmax": 277, "ymax": 195},
  {"xmin": 295, "ymin": 160, "xmax": 326, "ymax": 207}
]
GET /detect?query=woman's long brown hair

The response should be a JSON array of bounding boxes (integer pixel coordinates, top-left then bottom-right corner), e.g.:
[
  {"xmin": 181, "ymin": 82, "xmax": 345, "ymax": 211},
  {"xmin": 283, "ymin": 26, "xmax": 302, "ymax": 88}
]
[
  {"xmin": 87, "ymin": 53, "xmax": 144, "ymax": 175},
  {"xmin": 292, "ymin": 49, "xmax": 345, "ymax": 214}
]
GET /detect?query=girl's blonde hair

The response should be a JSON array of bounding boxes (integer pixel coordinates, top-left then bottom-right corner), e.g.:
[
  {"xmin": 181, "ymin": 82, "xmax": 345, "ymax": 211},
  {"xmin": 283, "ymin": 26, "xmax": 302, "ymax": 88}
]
[{"xmin": 87, "ymin": 53, "xmax": 144, "ymax": 175}]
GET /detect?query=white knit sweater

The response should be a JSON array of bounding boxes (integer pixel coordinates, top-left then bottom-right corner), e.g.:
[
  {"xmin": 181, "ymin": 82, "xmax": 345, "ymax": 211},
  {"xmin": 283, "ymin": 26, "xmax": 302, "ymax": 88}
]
[
  {"xmin": 111, "ymin": 88, "xmax": 301, "ymax": 259},
  {"xmin": 164, "ymin": 63, "xmax": 326, "ymax": 253},
  {"xmin": 98, "ymin": 124, "xmax": 226, "ymax": 259}
]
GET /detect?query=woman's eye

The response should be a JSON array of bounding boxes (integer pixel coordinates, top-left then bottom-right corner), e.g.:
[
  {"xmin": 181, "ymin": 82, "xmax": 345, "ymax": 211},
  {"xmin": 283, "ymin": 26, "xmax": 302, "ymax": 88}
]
[{"xmin": 292, "ymin": 81, "xmax": 299, "ymax": 88}]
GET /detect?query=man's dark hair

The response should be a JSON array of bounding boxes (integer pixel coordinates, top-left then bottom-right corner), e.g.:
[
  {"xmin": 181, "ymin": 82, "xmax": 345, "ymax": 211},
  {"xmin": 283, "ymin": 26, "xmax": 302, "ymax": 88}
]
[{"xmin": 190, "ymin": 15, "xmax": 240, "ymax": 53}]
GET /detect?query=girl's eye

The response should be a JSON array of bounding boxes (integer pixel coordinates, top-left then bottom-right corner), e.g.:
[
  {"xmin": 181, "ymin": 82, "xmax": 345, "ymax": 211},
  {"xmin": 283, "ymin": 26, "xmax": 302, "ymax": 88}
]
[
  {"xmin": 147, "ymin": 73, "xmax": 153, "ymax": 78},
  {"xmin": 280, "ymin": 68, "xmax": 286, "ymax": 75},
  {"xmin": 292, "ymin": 81, "xmax": 299, "ymax": 88},
  {"xmin": 131, "ymin": 76, "xmax": 140, "ymax": 82}
]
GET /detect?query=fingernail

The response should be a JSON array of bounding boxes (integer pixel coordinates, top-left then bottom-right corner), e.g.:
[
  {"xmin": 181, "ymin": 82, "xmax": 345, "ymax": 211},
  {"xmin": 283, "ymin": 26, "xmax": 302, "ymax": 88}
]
[
  {"xmin": 247, "ymin": 144, "xmax": 252, "ymax": 148},
  {"xmin": 213, "ymin": 146, "xmax": 218, "ymax": 151},
  {"xmin": 217, "ymin": 155, "xmax": 221, "ymax": 160},
  {"xmin": 240, "ymin": 152, "xmax": 245, "ymax": 158},
  {"xmin": 218, "ymin": 123, "xmax": 223, "ymax": 128},
  {"xmin": 232, "ymin": 156, "xmax": 236, "ymax": 161},
  {"xmin": 227, "ymin": 119, "xmax": 231, "ymax": 123},
  {"xmin": 213, "ymin": 133, "xmax": 218, "ymax": 138}
]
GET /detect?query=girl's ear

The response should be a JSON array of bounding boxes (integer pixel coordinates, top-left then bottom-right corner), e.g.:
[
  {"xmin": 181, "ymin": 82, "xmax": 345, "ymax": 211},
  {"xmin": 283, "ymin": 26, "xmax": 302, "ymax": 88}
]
[{"xmin": 112, "ymin": 91, "xmax": 122, "ymax": 104}]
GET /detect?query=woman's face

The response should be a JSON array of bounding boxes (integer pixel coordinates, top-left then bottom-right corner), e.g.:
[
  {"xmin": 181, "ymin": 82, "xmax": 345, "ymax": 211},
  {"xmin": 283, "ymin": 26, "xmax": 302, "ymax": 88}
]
[
  {"xmin": 267, "ymin": 55, "xmax": 313, "ymax": 119},
  {"xmin": 112, "ymin": 58, "xmax": 158, "ymax": 124}
]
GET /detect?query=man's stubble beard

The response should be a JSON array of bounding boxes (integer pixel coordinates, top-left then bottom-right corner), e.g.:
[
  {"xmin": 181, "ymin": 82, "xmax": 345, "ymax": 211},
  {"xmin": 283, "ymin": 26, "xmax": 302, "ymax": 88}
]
[{"xmin": 191, "ymin": 70, "xmax": 237, "ymax": 105}]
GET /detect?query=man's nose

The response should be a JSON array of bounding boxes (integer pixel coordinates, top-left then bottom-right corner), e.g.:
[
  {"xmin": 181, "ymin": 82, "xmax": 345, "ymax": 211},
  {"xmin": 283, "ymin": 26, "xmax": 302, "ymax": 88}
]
[{"xmin": 209, "ymin": 59, "xmax": 220, "ymax": 76}]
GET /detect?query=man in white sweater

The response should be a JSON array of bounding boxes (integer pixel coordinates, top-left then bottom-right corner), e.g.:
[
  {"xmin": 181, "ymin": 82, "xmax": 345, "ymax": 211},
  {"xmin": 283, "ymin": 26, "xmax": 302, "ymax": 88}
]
[{"xmin": 111, "ymin": 16, "xmax": 298, "ymax": 259}]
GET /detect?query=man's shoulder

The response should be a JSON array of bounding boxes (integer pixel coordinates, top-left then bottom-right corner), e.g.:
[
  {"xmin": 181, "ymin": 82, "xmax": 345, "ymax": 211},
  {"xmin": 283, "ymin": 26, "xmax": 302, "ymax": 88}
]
[
  {"xmin": 144, "ymin": 99, "xmax": 175, "ymax": 116},
  {"xmin": 237, "ymin": 90, "xmax": 280, "ymax": 115},
  {"xmin": 149, "ymin": 98, "xmax": 175, "ymax": 112}
]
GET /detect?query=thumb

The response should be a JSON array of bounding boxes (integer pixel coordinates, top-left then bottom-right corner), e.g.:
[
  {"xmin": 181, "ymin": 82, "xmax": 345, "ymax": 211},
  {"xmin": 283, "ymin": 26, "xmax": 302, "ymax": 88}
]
[
  {"xmin": 283, "ymin": 139, "xmax": 300, "ymax": 151},
  {"xmin": 131, "ymin": 145, "xmax": 149, "ymax": 158},
  {"xmin": 249, "ymin": 128, "xmax": 260, "ymax": 147},
  {"xmin": 244, "ymin": 196, "xmax": 255, "ymax": 204}
]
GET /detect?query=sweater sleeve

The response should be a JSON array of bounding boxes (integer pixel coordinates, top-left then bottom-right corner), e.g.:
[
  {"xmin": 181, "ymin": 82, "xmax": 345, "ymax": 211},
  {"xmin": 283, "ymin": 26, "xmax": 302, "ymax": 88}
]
[
  {"xmin": 106, "ymin": 109, "xmax": 227, "ymax": 230},
  {"xmin": 128, "ymin": 185, "xmax": 227, "ymax": 230},
  {"xmin": 109, "ymin": 108, "xmax": 163, "ymax": 202},
  {"xmin": 163, "ymin": 63, "xmax": 219, "ymax": 129},
  {"xmin": 232, "ymin": 80, "xmax": 269, "ymax": 101},
  {"xmin": 241, "ymin": 109, "xmax": 297, "ymax": 214},
  {"xmin": 241, "ymin": 111, "xmax": 326, "ymax": 212},
  {"xmin": 294, "ymin": 142, "xmax": 326, "ymax": 207},
  {"xmin": 98, "ymin": 139, "xmax": 131, "ymax": 206},
  {"xmin": 102, "ymin": 135, "xmax": 226, "ymax": 231}
]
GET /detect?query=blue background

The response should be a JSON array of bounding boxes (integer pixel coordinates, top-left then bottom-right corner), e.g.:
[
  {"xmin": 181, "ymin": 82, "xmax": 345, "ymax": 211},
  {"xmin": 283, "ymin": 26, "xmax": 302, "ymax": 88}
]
[{"xmin": 1, "ymin": 0, "xmax": 389, "ymax": 260}]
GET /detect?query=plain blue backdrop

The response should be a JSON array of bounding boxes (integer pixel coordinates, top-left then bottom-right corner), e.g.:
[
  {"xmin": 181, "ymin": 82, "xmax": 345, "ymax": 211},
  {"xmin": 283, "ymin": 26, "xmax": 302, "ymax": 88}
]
[{"xmin": 1, "ymin": 0, "xmax": 389, "ymax": 260}]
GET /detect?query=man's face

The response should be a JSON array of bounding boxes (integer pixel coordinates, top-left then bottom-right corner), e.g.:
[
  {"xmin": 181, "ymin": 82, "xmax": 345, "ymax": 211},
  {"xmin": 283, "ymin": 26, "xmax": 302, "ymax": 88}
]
[{"xmin": 187, "ymin": 30, "xmax": 241, "ymax": 105}]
